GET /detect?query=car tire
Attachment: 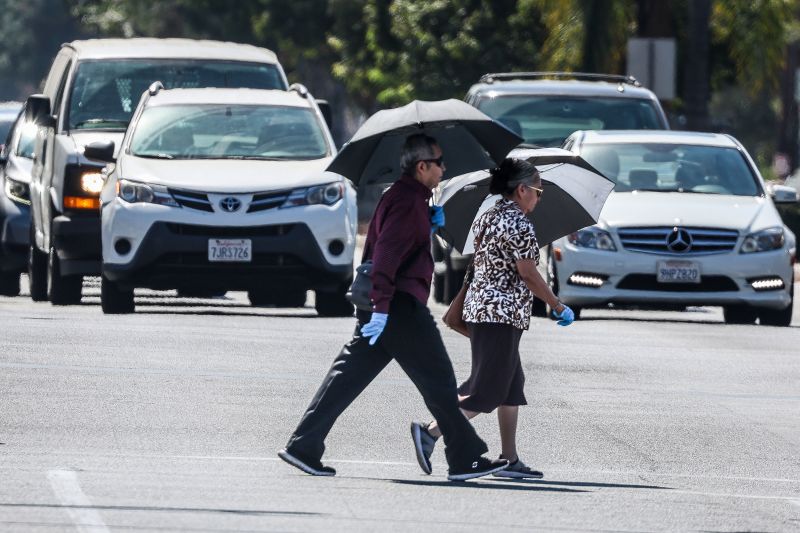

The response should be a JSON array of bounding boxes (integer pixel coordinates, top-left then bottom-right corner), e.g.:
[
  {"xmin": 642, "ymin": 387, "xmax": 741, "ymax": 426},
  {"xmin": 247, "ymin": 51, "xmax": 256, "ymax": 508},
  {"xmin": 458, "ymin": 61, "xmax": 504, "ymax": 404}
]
[
  {"xmin": 544, "ymin": 253, "xmax": 581, "ymax": 320},
  {"xmin": 723, "ymin": 305, "xmax": 758, "ymax": 325},
  {"xmin": 101, "ymin": 274, "xmax": 134, "ymax": 314},
  {"xmin": 28, "ymin": 243, "xmax": 48, "ymax": 302},
  {"xmin": 443, "ymin": 263, "xmax": 465, "ymax": 304},
  {"xmin": 177, "ymin": 288, "xmax": 227, "ymax": 298},
  {"xmin": 758, "ymin": 284, "xmax": 794, "ymax": 327},
  {"xmin": 315, "ymin": 286, "xmax": 354, "ymax": 317},
  {"xmin": 0, "ymin": 271, "xmax": 21, "ymax": 296},
  {"xmin": 433, "ymin": 272, "xmax": 445, "ymax": 303},
  {"xmin": 248, "ymin": 288, "xmax": 306, "ymax": 308},
  {"xmin": 47, "ymin": 245, "xmax": 82, "ymax": 305}
]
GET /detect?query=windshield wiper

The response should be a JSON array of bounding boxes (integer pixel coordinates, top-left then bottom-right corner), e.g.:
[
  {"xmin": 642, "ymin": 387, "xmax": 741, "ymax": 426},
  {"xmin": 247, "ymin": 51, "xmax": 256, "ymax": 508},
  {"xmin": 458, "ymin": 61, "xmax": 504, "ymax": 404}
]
[
  {"xmin": 136, "ymin": 153, "xmax": 174, "ymax": 160},
  {"xmin": 74, "ymin": 118, "xmax": 129, "ymax": 129}
]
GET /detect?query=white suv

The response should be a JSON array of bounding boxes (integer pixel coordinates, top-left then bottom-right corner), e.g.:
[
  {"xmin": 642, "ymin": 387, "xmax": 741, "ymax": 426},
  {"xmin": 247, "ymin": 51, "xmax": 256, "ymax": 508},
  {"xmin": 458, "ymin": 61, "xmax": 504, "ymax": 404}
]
[{"xmin": 87, "ymin": 84, "xmax": 356, "ymax": 315}]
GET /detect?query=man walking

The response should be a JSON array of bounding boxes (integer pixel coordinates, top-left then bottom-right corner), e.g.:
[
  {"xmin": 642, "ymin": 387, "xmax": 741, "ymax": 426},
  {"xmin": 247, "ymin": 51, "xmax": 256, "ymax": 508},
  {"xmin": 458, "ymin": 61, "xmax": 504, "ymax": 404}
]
[{"xmin": 279, "ymin": 134, "xmax": 507, "ymax": 481}]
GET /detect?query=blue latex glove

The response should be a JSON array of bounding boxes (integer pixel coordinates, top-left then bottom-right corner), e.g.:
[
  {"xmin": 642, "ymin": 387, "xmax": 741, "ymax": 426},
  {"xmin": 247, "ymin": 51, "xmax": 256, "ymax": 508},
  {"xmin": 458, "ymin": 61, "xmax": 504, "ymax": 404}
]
[
  {"xmin": 552, "ymin": 305, "xmax": 575, "ymax": 327},
  {"xmin": 361, "ymin": 312, "xmax": 388, "ymax": 345},
  {"xmin": 430, "ymin": 205, "xmax": 445, "ymax": 231}
]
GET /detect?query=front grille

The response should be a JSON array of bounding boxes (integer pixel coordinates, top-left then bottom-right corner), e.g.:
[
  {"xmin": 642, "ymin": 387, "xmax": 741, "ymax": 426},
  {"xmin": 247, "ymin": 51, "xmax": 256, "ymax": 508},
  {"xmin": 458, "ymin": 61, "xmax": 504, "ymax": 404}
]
[
  {"xmin": 165, "ymin": 223, "xmax": 295, "ymax": 238},
  {"xmin": 617, "ymin": 274, "xmax": 739, "ymax": 292},
  {"xmin": 617, "ymin": 227, "xmax": 738, "ymax": 255},
  {"xmin": 248, "ymin": 190, "xmax": 290, "ymax": 213},
  {"xmin": 169, "ymin": 188, "xmax": 213, "ymax": 212}
]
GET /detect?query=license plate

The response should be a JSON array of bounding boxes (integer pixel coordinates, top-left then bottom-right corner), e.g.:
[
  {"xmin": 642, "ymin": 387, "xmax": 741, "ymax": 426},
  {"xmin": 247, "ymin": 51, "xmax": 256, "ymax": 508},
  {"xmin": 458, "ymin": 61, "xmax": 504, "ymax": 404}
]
[
  {"xmin": 208, "ymin": 239, "xmax": 251, "ymax": 262},
  {"xmin": 656, "ymin": 260, "xmax": 700, "ymax": 283}
]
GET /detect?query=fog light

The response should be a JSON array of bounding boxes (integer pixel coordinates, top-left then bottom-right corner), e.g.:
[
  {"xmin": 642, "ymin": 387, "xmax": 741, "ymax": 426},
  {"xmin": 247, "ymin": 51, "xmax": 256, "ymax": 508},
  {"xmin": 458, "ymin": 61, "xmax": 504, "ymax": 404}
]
[
  {"xmin": 328, "ymin": 239, "xmax": 345, "ymax": 256},
  {"xmin": 567, "ymin": 272, "xmax": 606, "ymax": 288},
  {"xmin": 114, "ymin": 238, "xmax": 132, "ymax": 255},
  {"xmin": 748, "ymin": 277, "xmax": 785, "ymax": 291}
]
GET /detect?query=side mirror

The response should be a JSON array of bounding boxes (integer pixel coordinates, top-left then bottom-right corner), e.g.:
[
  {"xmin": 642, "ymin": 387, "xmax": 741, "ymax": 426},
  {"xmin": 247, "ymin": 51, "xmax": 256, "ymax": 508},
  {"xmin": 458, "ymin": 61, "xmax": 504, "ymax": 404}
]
[
  {"xmin": 25, "ymin": 94, "xmax": 55, "ymax": 128},
  {"xmin": 83, "ymin": 140, "xmax": 116, "ymax": 163},
  {"xmin": 770, "ymin": 184, "xmax": 799, "ymax": 204},
  {"xmin": 316, "ymin": 99, "xmax": 333, "ymax": 129}
]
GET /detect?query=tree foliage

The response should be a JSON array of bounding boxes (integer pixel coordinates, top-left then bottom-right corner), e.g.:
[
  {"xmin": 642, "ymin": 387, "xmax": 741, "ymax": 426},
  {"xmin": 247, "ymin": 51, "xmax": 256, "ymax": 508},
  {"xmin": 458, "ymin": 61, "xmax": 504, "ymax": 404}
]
[
  {"xmin": 0, "ymin": 0, "xmax": 86, "ymax": 100},
  {"xmin": 711, "ymin": 0, "xmax": 799, "ymax": 96}
]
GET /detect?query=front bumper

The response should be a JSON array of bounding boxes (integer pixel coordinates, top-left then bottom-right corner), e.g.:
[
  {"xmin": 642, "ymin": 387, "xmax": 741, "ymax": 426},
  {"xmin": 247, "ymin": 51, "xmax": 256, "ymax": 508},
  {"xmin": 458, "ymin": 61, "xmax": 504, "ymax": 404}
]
[
  {"xmin": 52, "ymin": 213, "xmax": 101, "ymax": 276},
  {"xmin": 554, "ymin": 240, "xmax": 794, "ymax": 310},
  {"xmin": 0, "ymin": 195, "xmax": 30, "ymax": 272},
  {"xmin": 102, "ymin": 198, "xmax": 356, "ymax": 291}
]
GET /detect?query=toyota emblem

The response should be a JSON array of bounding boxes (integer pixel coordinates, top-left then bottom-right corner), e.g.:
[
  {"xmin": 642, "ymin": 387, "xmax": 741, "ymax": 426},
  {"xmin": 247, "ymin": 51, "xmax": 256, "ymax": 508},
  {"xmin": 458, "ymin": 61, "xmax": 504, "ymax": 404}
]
[
  {"xmin": 219, "ymin": 197, "xmax": 241, "ymax": 212},
  {"xmin": 666, "ymin": 227, "xmax": 692, "ymax": 252}
]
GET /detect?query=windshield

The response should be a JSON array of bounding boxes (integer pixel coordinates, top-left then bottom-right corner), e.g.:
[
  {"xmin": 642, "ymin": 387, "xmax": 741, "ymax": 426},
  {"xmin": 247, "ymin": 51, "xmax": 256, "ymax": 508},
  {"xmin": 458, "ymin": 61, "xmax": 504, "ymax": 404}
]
[
  {"xmin": 476, "ymin": 95, "xmax": 663, "ymax": 146},
  {"xmin": 130, "ymin": 104, "xmax": 329, "ymax": 160},
  {"xmin": 580, "ymin": 142, "xmax": 760, "ymax": 196},
  {"xmin": 67, "ymin": 59, "xmax": 285, "ymax": 131}
]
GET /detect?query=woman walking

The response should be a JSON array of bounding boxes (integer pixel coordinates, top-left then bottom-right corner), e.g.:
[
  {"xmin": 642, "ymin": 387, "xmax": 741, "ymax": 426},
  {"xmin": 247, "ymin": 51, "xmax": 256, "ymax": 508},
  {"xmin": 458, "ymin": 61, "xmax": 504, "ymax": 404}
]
[{"xmin": 412, "ymin": 157, "xmax": 574, "ymax": 479}]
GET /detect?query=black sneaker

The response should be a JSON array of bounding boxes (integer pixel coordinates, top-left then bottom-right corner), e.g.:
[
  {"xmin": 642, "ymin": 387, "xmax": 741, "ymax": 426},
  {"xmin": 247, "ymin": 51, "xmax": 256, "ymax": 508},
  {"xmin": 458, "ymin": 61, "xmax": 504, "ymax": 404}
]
[
  {"xmin": 447, "ymin": 456, "xmax": 508, "ymax": 481},
  {"xmin": 410, "ymin": 421, "xmax": 439, "ymax": 474},
  {"xmin": 278, "ymin": 448, "xmax": 336, "ymax": 476},
  {"xmin": 492, "ymin": 457, "xmax": 544, "ymax": 479}
]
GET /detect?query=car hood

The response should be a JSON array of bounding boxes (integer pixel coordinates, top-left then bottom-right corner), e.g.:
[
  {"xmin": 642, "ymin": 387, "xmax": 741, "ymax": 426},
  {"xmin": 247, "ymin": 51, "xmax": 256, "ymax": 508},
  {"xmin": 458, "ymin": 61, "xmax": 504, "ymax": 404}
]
[
  {"xmin": 600, "ymin": 192, "xmax": 779, "ymax": 232},
  {"xmin": 71, "ymin": 131, "xmax": 126, "ymax": 156},
  {"xmin": 117, "ymin": 155, "xmax": 339, "ymax": 192}
]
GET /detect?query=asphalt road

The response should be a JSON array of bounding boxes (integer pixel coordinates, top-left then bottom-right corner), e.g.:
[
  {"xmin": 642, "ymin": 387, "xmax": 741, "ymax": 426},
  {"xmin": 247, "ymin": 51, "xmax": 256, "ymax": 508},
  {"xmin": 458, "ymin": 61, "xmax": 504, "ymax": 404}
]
[{"xmin": 1, "ymin": 277, "xmax": 799, "ymax": 532}]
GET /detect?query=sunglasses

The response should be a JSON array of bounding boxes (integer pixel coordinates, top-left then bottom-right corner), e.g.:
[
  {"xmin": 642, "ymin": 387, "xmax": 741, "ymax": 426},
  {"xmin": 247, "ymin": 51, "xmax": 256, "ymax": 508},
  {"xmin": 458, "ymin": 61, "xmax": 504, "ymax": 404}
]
[
  {"xmin": 526, "ymin": 185, "xmax": 544, "ymax": 198},
  {"xmin": 421, "ymin": 156, "xmax": 444, "ymax": 168}
]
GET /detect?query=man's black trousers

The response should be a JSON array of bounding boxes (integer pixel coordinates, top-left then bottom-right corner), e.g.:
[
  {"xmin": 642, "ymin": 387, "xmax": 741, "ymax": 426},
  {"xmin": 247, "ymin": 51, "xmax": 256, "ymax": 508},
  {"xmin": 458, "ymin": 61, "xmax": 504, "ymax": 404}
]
[{"xmin": 285, "ymin": 292, "xmax": 488, "ymax": 469}]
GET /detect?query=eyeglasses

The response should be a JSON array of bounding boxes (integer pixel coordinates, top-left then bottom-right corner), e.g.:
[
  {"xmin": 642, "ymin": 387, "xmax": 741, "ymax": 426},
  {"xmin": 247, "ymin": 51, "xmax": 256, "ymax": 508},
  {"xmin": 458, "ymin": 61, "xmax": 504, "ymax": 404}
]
[
  {"xmin": 526, "ymin": 185, "xmax": 544, "ymax": 198},
  {"xmin": 421, "ymin": 156, "xmax": 444, "ymax": 168}
]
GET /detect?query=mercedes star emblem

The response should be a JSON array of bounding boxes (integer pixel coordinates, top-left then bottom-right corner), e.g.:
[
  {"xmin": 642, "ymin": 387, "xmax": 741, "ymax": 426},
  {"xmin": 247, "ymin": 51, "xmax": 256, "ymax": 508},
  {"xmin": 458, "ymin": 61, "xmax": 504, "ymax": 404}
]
[{"xmin": 666, "ymin": 227, "xmax": 692, "ymax": 252}]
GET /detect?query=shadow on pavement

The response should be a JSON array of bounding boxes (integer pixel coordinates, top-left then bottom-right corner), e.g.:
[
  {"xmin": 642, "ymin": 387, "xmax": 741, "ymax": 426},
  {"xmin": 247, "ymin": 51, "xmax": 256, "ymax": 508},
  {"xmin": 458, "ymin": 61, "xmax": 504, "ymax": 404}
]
[
  {"xmin": 0, "ymin": 502, "xmax": 321, "ymax": 517},
  {"xmin": 482, "ymin": 479, "xmax": 672, "ymax": 490},
  {"xmin": 387, "ymin": 479, "xmax": 588, "ymax": 492}
]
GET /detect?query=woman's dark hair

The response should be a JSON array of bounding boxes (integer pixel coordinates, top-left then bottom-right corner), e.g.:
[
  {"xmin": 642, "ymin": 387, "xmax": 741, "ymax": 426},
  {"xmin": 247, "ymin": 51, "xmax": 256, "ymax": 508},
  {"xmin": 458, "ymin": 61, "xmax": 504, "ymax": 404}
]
[{"xmin": 488, "ymin": 158, "xmax": 540, "ymax": 196}]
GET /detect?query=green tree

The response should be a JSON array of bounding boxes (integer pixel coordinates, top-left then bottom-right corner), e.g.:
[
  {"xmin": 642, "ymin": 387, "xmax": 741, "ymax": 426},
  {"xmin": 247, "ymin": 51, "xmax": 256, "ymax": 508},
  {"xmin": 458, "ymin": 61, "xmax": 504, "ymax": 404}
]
[
  {"xmin": 331, "ymin": 0, "xmax": 548, "ymax": 108},
  {"xmin": 0, "ymin": 0, "xmax": 87, "ymax": 100}
]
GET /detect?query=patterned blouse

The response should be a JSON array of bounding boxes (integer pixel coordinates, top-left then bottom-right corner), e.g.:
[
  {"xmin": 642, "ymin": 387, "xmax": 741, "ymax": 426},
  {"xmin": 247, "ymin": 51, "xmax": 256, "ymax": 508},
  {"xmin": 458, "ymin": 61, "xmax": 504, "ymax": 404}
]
[{"xmin": 463, "ymin": 198, "xmax": 540, "ymax": 330}]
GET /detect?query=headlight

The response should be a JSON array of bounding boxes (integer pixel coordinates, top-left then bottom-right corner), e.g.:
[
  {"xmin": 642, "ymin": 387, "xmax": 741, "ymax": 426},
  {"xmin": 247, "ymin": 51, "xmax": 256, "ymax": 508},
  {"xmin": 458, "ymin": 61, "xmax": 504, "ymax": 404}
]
[
  {"xmin": 4, "ymin": 176, "xmax": 30, "ymax": 205},
  {"xmin": 282, "ymin": 182, "xmax": 343, "ymax": 208},
  {"xmin": 740, "ymin": 227, "xmax": 784, "ymax": 253},
  {"xmin": 116, "ymin": 179, "xmax": 179, "ymax": 207},
  {"xmin": 568, "ymin": 227, "xmax": 617, "ymax": 251},
  {"xmin": 79, "ymin": 171, "xmax": 105, "ymax": 195}
]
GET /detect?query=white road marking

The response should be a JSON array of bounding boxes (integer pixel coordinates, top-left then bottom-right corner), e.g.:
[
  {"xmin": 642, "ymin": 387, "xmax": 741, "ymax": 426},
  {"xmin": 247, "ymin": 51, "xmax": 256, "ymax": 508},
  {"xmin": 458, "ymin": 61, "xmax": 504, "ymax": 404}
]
[{"xmin": 47, "ymin": 469, "xmax": 109, "ymax": 533}]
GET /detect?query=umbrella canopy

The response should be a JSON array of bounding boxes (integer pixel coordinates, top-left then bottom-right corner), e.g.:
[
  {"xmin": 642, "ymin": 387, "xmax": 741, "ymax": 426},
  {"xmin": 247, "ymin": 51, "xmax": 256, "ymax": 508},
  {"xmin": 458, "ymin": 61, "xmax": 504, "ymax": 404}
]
[
  {"xmin": 326, "ymin": 99, "xmax": 523, "ymax": 186},
  {"xmin": 437, "ymin": 148, "xmax": 615, "ymax": 253}
]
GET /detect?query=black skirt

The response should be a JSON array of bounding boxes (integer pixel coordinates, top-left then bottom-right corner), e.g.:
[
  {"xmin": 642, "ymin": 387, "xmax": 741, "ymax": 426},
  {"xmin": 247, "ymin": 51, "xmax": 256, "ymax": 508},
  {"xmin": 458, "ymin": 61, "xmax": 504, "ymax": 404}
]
[{"xmin": 458, "ymin": 322, "xmax": 527, "ymax": 413}]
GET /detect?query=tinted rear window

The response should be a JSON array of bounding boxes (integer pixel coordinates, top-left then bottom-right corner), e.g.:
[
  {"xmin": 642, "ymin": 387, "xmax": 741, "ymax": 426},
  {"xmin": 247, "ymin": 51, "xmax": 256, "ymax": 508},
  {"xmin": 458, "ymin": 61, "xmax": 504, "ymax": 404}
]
[
  {"xmin": 67, "ymin": 59, "xmax": 285, "ymax": 130},
  {"xmin": 476, "ymin": 95, "xmax": 664, "ymax": 147}
]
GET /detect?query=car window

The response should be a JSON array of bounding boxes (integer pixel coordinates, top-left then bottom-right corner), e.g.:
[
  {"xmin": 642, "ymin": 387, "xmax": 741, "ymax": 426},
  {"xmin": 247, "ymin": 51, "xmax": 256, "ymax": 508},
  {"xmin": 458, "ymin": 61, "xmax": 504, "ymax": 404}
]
[
  {"xmin": 476, "ymin": 96, "xmax": 663, "ymax": 147},
  {"xmin": 580, "ymin": 143, "xmax": 760, "ymax": 196},
  {"xmin": 0, "ymin": 117, "xmax": 16, "ymax": 144},
  {"xmin": 67, "ymin": 59, "xmax": 285, "ymax": 131},
  {"xmin": 130, "ymin": 104, "xmax": 329, "ymax": 160},
  {"xmin": 15, "ymin": 122, "xmax": 37, "ymax": 159}
]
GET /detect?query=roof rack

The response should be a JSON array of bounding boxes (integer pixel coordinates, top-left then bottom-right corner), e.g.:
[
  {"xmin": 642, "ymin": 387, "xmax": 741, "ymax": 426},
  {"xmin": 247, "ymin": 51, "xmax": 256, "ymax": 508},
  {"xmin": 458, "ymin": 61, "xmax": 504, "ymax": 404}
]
[
  {"xmin": 479, "ymin": 72, "xmax": 641, "ymax": 87},
  {"xmin": 289, "ymin": 82, "xmax": 311, "ymax": 99}
]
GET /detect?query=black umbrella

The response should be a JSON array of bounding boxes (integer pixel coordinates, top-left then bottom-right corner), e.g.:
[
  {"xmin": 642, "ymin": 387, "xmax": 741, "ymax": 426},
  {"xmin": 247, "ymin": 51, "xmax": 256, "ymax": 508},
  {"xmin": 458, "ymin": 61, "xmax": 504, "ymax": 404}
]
[
  {"xmin": 437, "ymin": 148, "xmax": 615, "ymax": 252},
  {"xmin": 326, "ymin": 99, "xmax": 523, "ymax": 186}
]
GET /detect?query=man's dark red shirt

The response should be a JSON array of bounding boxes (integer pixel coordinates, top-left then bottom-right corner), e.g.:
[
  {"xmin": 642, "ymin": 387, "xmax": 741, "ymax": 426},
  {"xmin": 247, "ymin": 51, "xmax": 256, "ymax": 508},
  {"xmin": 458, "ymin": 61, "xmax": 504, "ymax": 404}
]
[{"xmin": 364, "ymin": 174, "xmax": 434, "ymax": 313}]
